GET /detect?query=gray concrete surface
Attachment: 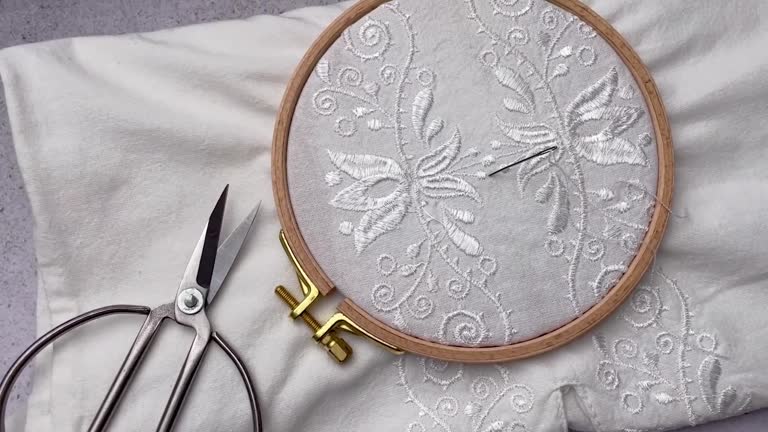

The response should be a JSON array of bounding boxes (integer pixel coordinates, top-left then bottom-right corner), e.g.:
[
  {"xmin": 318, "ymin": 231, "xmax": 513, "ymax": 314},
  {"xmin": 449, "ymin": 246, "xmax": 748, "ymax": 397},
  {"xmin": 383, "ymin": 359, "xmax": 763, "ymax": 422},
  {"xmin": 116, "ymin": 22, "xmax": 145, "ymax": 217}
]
[{"xmin": 0, "ymin": 1, "xmax": 765, "ymax": 431}]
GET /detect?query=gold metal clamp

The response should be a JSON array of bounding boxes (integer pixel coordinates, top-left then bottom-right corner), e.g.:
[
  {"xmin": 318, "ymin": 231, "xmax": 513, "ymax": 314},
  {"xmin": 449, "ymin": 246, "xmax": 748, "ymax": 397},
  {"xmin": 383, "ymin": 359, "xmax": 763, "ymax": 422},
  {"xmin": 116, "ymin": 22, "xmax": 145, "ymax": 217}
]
[{"xmin": 275, "ymin": 231, "xmax": 404, "ymax": 363}]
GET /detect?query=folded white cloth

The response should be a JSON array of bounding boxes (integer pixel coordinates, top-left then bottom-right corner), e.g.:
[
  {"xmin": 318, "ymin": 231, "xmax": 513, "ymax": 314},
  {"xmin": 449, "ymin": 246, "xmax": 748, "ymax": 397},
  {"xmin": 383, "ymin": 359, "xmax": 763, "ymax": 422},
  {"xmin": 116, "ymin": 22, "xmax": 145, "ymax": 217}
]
[{"xmin": 2, "ymin": 1, "xmax": 768, "ymax": 431}]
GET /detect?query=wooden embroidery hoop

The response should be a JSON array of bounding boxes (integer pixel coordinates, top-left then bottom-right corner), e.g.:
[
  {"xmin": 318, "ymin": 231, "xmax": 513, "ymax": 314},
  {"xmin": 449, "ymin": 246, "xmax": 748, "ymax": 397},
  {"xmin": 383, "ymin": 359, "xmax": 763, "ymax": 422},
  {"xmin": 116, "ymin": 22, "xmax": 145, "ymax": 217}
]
[{"xmin": 272, "ymin": 0, "xmax": 674, "ymax": 363}]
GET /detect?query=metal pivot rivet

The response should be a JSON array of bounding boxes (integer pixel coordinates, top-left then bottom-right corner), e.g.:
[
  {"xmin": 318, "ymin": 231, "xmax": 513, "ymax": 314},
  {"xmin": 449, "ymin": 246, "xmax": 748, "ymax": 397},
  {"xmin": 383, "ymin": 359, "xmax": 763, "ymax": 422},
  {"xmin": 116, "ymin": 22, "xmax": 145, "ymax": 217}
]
[
  {"xmin": 184, "ymin": 294, "xmax": 198, "ymax": 308},
  {"xmin": 178, "ymin": 288, "xmax": 204, "ymax": 315}
]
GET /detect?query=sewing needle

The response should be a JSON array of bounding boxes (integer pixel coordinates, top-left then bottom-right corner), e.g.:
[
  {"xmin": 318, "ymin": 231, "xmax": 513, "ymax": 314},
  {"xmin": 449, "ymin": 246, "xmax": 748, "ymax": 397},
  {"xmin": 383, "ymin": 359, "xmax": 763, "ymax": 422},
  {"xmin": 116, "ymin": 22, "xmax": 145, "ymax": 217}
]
[{"xmin": 488, "ymin": 146, "xmax": 559, "ymax": 177}]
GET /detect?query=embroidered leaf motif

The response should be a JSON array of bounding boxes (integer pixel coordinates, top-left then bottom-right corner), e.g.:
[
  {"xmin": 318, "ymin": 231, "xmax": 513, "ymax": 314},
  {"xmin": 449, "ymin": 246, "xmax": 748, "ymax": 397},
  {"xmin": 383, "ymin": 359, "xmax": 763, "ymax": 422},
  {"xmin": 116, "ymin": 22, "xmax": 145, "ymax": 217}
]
[
  {"xmin": 494, "ymin": 66, "xmax": 534, "ymax": 115},
  {"xmin": 316, "ymin": 59, "xmax": 331, "ymax": 84},
  {"xmin": 367, "ymin": 118, "xmax": 384, "ymax": 131},
  {"xmin": 416, "ymin": 129, "xmax": 461, "ymax": 177},
  {"xmin": 487, "ymin": 420, "xmax": 505, "ymax": 432},
  {"xmin": 593, "ymin": 334, "xmax": 609, "ymax": 357},
  {"xmin": 551, "ymin": 63, "xmax": 569, "ymax": 80},
  {"xmin": 426, "ymin": 271, "xmax": 439, "ymax": 292},
  {"xmin": 504, "ymin": 98, "xmax": 530, "ymax": 114},
  {"xmin": 718, "ymin": 387, "xmax": 738, "ymax": 413},
  {"xmin": 413, "ymin": 88, "xmax": 434, "ymax": 141},
  {"xmin": 637, "ymin": 380, "xmax": 659, "ymax": 391},
  {"xmin": 445, "ymin": 207, "xmax": 475, "ymax": 224},
  {"xmin": 400, "ymin": 263, "xmax": 419, "ymax": 276},
  {"xmin": 534, "ymin": 173, "xmax": 557, "ymax": 204},
  {"xmin": 619, "ymin": 85, "xmax": 636, "ymax": 100},
  {"xmin": 592, "ymin": 188, "xmax": 615, "ymax": 202},
  {"xmin": 547, "ymin": 174, "xmax": 570, "ymax": 235},
  {"xmin": 354, "ymin": 196, "xmax": 408, "ymax": 254},
  {"xmin": 421, "ymin": 174, "xmax": 481, "ymax": 202},
  {"xmin": 392, "ymin": 312, "xmax": 407, "ymax": 329},
  {"xmin": 566, "ymin": 67, "xmax": 648, "ymax": 166},
  {"xmin": 425, "ymin": 118, "xmax": 444, "ymax": 143},
  {"xmin": 443, "ymin": 210, "xmax": 483, "ymax": 256},
  {"xmin": 606, "ymin": 202, "xmax": 631, "ymax": 214},
  {"xmin": 699, "ymin": 356, "xmax": 722, "ymax": 413},
  {"xmin": 574, "ymin": 105, "xmax": 643, "ymax": 149},
  {"xmin": 496, "ymin": 118, "xmax": 558, "ymax": 146},
  {"xmin": 642, "ymin": 352, "xmax": 660, "ymax": 368},
  {"xmin": 597, "ymin": 106, "xmax": 644, "ymax": 136},
  {"xmin": 653, "ymin": 392, "xmax": 676, "ymax": 405},
  {"xmin": 575, "ymin": 137, "xmax": 648, "ymax": 166},
  {"xmin": 327, "ymin": 151, "xmax": 403, "ymax": 180},
  {"xmin": 406, "ymin": 241, "xmax": 423, "ymax": 259},
  {"xmin": 566, "ymin": 66, "xmax": 618, "ymax": 128},
  {"xmin": 353, "ymin": 106, "xmax": 374, "ymax": 118},
  {"xmin": 517, "ymin": 150, "xmax": 551, "ymax": 193},
  {"xmin": 364, "ymin": 82, "xmax": 380, "ymax": 97},
  {"xmin": 330, "ymin": 175, "xmax": 404, "ymax": 211},
  {"xmin": 537, "ymin": 31, "xmax": 552, "ymax": 49},
  {"xmin": 603, "ymin": 224, "xmax": 622, "ymax": 239}
]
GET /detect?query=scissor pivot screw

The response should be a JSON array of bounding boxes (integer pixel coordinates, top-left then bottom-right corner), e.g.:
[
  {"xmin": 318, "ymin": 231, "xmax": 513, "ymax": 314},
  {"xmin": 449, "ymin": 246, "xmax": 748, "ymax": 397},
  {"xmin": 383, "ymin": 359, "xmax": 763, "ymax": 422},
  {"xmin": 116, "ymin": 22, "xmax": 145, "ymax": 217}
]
[{"xmin": 178, "ymin": 288, "xmax": 204, "ymax": 315}]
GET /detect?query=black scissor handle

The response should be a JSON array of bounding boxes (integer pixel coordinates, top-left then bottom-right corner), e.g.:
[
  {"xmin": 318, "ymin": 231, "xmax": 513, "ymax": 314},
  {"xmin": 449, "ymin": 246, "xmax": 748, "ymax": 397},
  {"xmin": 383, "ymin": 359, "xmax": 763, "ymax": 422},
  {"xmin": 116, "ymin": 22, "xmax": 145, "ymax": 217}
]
[
  {"xmin": 0, "ymin": 305, "xmax": 261, "ymax": 432},
  {"xmin": 212, "ymin": 332, "xmax": 262, "ymax": 432},
  {"xmin": 0, "ymin": 305, "xmax": 149, "ymax": 432}
]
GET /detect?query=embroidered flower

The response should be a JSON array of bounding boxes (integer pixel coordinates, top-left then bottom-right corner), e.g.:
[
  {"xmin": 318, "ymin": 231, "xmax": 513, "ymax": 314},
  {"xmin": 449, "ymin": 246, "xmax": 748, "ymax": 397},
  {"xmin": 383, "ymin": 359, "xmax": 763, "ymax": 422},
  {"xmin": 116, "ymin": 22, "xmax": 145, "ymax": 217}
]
[
  {"xmin": 415, "ymin": 129, "xmax": 481, "ymax": 203},
  {"xmin": 413, "ymin": 126, "xmax": 485, "ymax": 257},
  {"xmin": 566, "ymin": 67, "xmax": 647, "ymax": 166},
  {"xmin": 327, "ymin": 150, "xmax": 409, "ymax": 254}
]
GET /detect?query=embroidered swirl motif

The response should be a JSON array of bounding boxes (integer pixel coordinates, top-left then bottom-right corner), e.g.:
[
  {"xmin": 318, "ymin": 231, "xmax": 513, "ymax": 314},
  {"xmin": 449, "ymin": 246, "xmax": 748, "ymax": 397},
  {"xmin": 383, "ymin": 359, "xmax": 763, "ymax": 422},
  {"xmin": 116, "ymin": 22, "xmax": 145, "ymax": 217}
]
[
  {"xmin": 397, "ymin": 356, "xmax": 536, "ymax": 432},
  {"xmin": 594, "ymin": 270, "xmax": 752, "ymax": 427}
]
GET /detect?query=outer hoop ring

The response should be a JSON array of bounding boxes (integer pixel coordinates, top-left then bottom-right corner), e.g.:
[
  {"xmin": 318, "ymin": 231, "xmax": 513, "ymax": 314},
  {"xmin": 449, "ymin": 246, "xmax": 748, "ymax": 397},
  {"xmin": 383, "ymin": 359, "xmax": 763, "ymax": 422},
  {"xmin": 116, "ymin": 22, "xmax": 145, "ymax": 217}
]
[{"xmin": 272, "ymin": 0, "xmax": 674, "ymax": 363}]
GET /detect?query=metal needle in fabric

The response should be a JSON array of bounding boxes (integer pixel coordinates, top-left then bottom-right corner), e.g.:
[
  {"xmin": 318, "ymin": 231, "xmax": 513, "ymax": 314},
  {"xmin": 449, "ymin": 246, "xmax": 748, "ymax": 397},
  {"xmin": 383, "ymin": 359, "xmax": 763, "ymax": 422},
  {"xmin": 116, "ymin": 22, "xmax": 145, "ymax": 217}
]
[{"xmin": 488, "ymin": 146, "xmax": 558, "ymax": 177}]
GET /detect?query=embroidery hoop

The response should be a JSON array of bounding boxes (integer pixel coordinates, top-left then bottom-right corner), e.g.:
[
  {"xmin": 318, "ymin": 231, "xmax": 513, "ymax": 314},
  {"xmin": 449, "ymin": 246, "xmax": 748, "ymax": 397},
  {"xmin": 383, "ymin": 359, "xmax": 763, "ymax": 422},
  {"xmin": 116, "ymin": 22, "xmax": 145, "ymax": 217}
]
[{"xmin": 272, "ymin": 0, "xmax": 674, "ymax": 363}]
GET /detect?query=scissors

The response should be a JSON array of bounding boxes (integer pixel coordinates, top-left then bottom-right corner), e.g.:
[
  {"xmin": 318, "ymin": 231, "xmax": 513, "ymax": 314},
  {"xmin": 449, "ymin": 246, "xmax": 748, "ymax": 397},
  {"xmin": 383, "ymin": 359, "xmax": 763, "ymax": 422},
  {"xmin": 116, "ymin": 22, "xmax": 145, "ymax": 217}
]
[{"xmin": 0, "ymin": 186, "xmax": 262, "ymax": 432}]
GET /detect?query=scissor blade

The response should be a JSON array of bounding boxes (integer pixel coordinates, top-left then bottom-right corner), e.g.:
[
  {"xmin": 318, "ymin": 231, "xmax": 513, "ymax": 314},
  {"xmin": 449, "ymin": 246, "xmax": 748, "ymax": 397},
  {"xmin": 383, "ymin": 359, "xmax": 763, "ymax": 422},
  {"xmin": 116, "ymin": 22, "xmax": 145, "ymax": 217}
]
[
  {"xmin": 208, "ymin": 202, "xmax": 261, "ymax": 304},
  {"xmin": 196, "ymin": 186, "xmax": 228, "ymax": 289}
]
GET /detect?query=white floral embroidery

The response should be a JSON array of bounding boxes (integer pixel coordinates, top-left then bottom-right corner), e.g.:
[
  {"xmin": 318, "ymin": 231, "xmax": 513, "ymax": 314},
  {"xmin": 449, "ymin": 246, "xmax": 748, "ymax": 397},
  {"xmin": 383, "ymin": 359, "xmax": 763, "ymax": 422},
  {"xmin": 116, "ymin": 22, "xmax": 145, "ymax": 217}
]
[
  {"xmin": 289, "ymin": 1, "xmax": 753, "ymax": 431},
  {"xmin": 326, "ymin": 151, "xmax": 410, "ymax": 253},
  {"xmin": 397, "ymin": 357, "xmax": 536, "ymax": 432},
  {"xmin": 315, "ymin": 2, "xmax": 517, "ymax": 345},
  {"xmin": 300, "ymin": 0, "xmax": 656, "ymax": 347},
  {"xmin": 466, "ymin": 0, "xmax": 655, "ymax": 315},
  {"xmin": 594, "ymin": 270, "xmax": 752, "ymax": 426}
]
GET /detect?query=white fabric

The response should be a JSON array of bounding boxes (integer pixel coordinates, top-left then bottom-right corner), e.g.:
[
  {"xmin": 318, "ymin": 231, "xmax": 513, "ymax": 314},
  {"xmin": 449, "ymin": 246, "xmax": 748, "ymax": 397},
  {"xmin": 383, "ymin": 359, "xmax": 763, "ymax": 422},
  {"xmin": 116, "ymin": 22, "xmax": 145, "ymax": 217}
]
[
  {"xmin": 288, "ymin": 0, "xmax": 659, "ymax": 346},
  {"xmin": 2, "ymin": 1, "xmax": 768, "ymax": 432}
]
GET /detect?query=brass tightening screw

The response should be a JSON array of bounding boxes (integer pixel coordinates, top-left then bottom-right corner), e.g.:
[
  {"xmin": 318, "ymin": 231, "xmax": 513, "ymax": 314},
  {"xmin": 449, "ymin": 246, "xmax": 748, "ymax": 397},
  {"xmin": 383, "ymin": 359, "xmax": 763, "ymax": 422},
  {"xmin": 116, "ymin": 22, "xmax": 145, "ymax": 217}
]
[
  {"xmin": 275, "ymin": 286, "xmax": 321, "ymax": 331},
  {"xmin": 275, "ymin": 286, "xmax": 352, "ymax": 362}
]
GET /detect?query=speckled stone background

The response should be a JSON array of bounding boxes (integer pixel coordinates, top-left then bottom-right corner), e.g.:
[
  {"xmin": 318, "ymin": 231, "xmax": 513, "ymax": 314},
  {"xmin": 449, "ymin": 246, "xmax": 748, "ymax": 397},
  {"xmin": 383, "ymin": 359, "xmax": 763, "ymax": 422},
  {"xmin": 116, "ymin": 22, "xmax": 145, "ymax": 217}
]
[{"xmin": 0, "ymin": 1, "xmax": 764, "ymax": 430}]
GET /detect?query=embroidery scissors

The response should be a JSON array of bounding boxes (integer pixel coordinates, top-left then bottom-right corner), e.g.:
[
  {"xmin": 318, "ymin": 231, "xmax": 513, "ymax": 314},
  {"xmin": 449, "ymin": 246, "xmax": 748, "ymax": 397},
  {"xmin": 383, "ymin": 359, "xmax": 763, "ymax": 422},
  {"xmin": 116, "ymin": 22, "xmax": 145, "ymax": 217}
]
[{"xmin": 0, "ymin": 186, "xmax": 262, "ymax": 432}]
